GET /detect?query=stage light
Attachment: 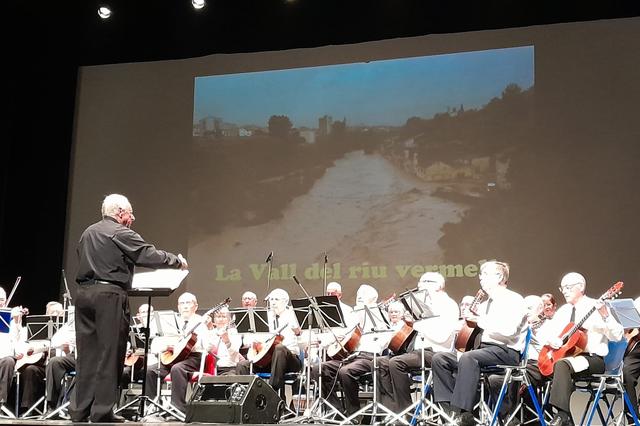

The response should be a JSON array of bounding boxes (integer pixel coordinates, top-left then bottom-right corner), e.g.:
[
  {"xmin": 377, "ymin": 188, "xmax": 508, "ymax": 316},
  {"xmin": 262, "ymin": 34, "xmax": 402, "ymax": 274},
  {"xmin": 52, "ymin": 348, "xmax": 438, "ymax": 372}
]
[
  {"xmin": 192, "ymin": 0, "xmax": 206, "ymax": 10},
  {"xmin": 97, "ymin": 6, "xmax": 112, "ymax": 19}
]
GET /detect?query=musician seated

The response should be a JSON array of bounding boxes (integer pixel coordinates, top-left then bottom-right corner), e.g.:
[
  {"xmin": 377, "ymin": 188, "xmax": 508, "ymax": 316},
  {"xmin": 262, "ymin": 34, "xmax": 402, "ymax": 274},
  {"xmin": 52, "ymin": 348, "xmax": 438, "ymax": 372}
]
[
  {"xmin": 542, "ymin": 293, "xmax": 558, "ymax": 320},
  {"xmin": 17, "ymin": 300, "xmax": 66, "ymax": 412},
  {"xmin": 121, "ymin": 304, "xmax": 155, "ymax": 391},
  {"xmin": 538, "ymin": 272, "xmax": 623, "ymax": 426},
  {"xmin": 314, "ymin": 284, "xmax": 394, "ymax": 417},
  {"xmin": 241, "ymin": 291, "xmax": 258, "ymax": 309},
  {"xmin": 144, "ymin": 292, "xmax": 216, "ymax": 414},
  {"xmin": 326, "ymin": 282, "xmax": 354, "ymax": 318},
  {"xmin": 486, "ymin": 294, "xmax": 553, "ymax": 423},
  {"xmin": 207, "ymin": 307, "xmax": 242, "ymax": 374},
  {"xmin": 0, "ymin": 288, "xmax": 28, "ymax": 410},
  {"xmin": 459, "ymin": 295, "xmax": 475, "ymax": 318},
  {"xmin": 235, "ymin": 288, "xmax": 302, "ymax": 396},
  {"xmin": 432, "ymin": 260, "xmax": 528, "ymax": 426},
  {"xmin": 377, "ymin": 272, "xmax": 459, "ymax": 413},
  {"xmin": 44, "ymin": 307, "xmax": 77, "ymax": 416}
]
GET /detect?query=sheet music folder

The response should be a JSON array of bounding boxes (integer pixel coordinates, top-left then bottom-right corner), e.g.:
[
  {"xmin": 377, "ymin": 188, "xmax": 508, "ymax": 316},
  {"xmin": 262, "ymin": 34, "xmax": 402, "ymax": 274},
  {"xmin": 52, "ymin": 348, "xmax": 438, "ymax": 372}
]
[
  {"xmin": 128, "ymin": 269, "xmax": 188, "ymax": 297},
  {"xmin": 0, "ymin": 309, "xmax": 11, "ymax": 334},
  {"xmin": 291, "ymin": 295, "xmax": 345, "ymax": 329},
  {"xmin": 232, "ymin": 308, "xmax": 269, "ymax": 333},
  {"xmin": 608, "ymin": 298, "xmax": 640, "ymax": 329}
]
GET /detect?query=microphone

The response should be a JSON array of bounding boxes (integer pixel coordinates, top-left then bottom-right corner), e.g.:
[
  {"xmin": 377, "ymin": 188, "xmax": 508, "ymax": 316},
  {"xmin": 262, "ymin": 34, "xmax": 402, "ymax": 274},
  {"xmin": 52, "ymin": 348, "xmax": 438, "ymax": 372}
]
[
  {"xmin": 265, "ymin": 251, "xmax": 273, "ymax": 263},
  {"xmin": 324, "ymin": 253, "xmax": 328, "ymax": 264},
  {"xmin": 292, "ymin": 275, "xmax": 301, "ymax": 285}
]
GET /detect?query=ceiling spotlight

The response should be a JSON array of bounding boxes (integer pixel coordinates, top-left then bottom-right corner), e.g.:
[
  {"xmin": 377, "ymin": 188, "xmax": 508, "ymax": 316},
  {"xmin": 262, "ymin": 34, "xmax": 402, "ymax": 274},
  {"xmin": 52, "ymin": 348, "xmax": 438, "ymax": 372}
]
[
  {"xmin": 97, "ymin": 6, "xmax": 112, "ymax": 19},
  {"xmin": 191, "ymin": 0, "xmax": 206, "ymax": 9}
]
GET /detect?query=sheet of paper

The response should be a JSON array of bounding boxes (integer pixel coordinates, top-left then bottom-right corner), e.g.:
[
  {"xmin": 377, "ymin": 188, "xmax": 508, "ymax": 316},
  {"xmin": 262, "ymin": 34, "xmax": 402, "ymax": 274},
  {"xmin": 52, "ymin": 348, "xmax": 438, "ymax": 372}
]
[{"xmin": 132, "ymin": 269, "xmax": 189, "ymax": 290}]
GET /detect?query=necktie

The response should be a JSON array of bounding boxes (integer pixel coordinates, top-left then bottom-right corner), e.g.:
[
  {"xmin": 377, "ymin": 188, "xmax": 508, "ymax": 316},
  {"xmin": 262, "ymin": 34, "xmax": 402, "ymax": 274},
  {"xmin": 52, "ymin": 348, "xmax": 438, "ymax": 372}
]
[
  {"xmin": 485, "ymin": 299, "xmax": 493, "ymax": 314},
  {"xmin": 274, "ymin": 315, "xmax": 280, "ymax": 329},
  {"xmin": 570, "ymin": 306, "xmax": 576, "ymax": 323},
  {"xmin": 182, "ymin": 320, "xmax": 189, "ymax": 333}
]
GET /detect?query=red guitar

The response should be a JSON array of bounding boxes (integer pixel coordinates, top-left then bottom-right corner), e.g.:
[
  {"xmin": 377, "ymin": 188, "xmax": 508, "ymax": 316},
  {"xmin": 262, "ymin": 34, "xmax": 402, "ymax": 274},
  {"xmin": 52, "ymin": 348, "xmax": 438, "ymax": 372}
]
[
  {"xmin": 538, "ymin": 282, "xmax": 623, "ymax": 377},
  {"xmin": 454, "ymin": 289, "xmax": 488, "ymax": 352},
  {"xmin": 161, "ymin": 298, "xmax": 231, "ymax": 366}
]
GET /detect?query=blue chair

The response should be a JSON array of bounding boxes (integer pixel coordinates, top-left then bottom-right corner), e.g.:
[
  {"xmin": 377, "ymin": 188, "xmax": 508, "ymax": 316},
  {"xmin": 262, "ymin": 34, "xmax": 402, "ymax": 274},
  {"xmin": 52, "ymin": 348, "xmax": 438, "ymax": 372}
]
[
  {"xmin": 482, "ymin": 327, "xmax": 547, "ymax": 426},
  {"xmin": 576, "ymin": 338, "xmax": 639, "ymax": 426}
]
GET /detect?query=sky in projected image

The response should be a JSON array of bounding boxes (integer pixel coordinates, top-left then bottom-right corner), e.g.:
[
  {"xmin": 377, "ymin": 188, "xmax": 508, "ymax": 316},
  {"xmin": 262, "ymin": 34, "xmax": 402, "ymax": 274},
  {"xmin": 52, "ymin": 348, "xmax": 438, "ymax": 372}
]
[
  {"xmin": 193, "ymin": 46, "xmax": 534, "ymax": 127},
  {"xmin": 189, "ymin": 46, "xmax": 534, "ymax": 303}
]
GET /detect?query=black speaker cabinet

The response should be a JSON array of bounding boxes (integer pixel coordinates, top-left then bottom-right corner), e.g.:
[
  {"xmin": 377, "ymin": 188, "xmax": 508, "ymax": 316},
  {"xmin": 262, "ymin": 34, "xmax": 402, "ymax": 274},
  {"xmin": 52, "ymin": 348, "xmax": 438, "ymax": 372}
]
[{"xmin": 185, "ymin": 375, "xmax": 284, "ymax": 423}]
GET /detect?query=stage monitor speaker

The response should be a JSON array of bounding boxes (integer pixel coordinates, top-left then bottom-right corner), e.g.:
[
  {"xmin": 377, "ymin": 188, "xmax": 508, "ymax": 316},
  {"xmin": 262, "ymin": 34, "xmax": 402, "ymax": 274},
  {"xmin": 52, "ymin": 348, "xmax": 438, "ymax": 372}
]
[{"xmin": 185, "ymin": 375, "xmax": 284, "ymax": 423}]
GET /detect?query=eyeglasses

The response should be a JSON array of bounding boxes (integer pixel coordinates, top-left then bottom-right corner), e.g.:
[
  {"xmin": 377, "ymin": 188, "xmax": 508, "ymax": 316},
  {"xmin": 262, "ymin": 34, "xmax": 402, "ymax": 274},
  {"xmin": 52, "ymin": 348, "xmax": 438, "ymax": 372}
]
[{"xmin": 558, "ymin": 283, "xmax": 580, "ymax": 292}]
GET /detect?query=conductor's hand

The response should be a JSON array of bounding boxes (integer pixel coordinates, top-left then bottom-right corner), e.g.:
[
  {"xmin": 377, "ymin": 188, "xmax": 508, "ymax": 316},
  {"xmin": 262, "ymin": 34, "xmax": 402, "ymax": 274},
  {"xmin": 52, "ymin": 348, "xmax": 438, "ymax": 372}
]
[{"xmin": 178, "ymin": 254, "xmax": 188, "ymax": 270}]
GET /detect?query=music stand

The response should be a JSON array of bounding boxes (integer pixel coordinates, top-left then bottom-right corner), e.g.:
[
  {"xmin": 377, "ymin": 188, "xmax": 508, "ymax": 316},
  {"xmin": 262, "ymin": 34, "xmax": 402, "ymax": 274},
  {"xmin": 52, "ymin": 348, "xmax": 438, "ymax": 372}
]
[
  {"xmin": 232, "ymin": 308, "xmax": 270, "ymax": 334},
  {"xmin": 608, "ymin": 299, "xmax": 640, "ymax": 329},
  {"xmin": 287, "ymin": 285, "xmax": 348, "ymax": 424},
  {"xmin": 340, "ymin": 305, "xmax": 396, "ymax": 425},
  {"xmin": 399, "ymin": 289, "xmax": 436, "ymax": 321},
  {"xmin": 115, "ymin": 287, "xmax": 183, "ymax": 421},
  {"xmin": 0, "ymin": 309, "xmax": 12, "ymax": 334}
]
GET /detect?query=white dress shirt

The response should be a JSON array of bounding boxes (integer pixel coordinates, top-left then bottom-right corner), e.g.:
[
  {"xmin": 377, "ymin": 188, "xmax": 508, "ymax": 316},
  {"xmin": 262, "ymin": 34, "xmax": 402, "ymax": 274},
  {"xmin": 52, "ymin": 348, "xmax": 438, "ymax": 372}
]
[
  {"xmin": 477, "ymin": 286, "xmax": 528, "ymax": 352},
  {"xmin": 412, "ymin": 291, "xmax": 460, "ymax": 352},
  {"xmin": 210, "ymin": 327, "xmax": 242, "ymax": 367}
]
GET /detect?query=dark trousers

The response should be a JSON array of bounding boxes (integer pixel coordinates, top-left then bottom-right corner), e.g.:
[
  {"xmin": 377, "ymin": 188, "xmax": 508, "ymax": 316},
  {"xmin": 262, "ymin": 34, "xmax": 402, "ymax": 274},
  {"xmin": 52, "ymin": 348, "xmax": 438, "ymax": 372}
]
[
  {"xmin": 338, "ymin": 353, "xmax": 374, "ymax": 415},
  {"xmin": 0, "ymin": 356, "xmax": 15, "ymax": 403},
  {"xmin": 549, "ymin": 355, "xmax": 604, "ymax": 414},
  {"xmin": 236, "ymin": 344, "xmax": 302, "ymax": 392},
  {"xmin": 145, "ymin": 351, "xmax": 202, "ymax": 413},
  {"xmin": 19, "ymin": 362, "xmax": 46, "ymax": 408},
  {"xmin": 46, "ymin": 353, "xmax": 76, "ymax": 407},
  {"xmin": 378, "ymin": 349, "xmax": 435, "ymax": 412},
  {"xmin": 623, "ymin": 344, "xmax": 640, "ymax": 419},
  {"xmin": 70, "ymin": 283, "xmax": 130, "ymax": 422},
  {"xmin": 432, "ymin": 343, "xmax": 520, "ymax": 412}
]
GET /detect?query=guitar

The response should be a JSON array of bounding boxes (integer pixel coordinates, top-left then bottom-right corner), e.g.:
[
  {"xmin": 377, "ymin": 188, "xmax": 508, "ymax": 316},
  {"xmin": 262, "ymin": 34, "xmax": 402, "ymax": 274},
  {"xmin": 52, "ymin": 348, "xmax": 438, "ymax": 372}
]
[
  {"xmin": 160, "ymin": 298, "xmax": 231, "ymax": 366},
  {"xmin": 247, "ymin": 323, "xmax": 289, "ymax": 368},
  {"xmin": 388, "ymin": 320, "xmax": 416, "ymax": 354},
  {"xmin": 124, "ymin": 348, "xmax": 145, "ymax": 367},
  {"xmin": 327, "ymin": 325, "xmax": 363, "ymax": 360},
  {"xmin": 15, "ymin": 341, "xmax": 50, "ymax": 371},
  {"xmin": 538, "ymin": 282, "xmax": 624, "ymax": 377},
  {"xmin": 454, "ymin": 289, "xmax": 488, "ymax": 352}
]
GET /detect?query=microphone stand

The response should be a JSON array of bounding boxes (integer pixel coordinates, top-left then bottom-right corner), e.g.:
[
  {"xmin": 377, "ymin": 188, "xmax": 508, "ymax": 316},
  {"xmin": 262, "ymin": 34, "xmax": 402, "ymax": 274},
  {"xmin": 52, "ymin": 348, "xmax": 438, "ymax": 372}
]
[
  {"xmin": 322, "ymin": 252, "xmax": 328, "ymax": 296},
  {"xmin": 265, "ymin": 251, "xmax": 274, "ymax": 294}
]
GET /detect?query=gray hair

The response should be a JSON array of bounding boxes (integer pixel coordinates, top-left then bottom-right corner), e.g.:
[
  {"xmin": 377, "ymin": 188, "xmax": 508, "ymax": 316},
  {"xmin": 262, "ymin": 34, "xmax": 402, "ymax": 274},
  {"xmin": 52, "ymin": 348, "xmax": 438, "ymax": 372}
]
[
  {"xmin": 481, "ymin": 260, "xmax": 510, "ymax": 284},
  {"xmin": 101, "ymin": 194, "xmax": 132, "ymax": 218}
]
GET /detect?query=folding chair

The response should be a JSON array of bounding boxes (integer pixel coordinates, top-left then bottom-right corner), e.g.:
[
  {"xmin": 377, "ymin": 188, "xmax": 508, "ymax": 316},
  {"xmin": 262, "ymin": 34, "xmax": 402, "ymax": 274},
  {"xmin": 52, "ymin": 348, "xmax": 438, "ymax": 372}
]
[{"xmin": 576, "ymin": 338, "xmax": 639, "ymax": 426}]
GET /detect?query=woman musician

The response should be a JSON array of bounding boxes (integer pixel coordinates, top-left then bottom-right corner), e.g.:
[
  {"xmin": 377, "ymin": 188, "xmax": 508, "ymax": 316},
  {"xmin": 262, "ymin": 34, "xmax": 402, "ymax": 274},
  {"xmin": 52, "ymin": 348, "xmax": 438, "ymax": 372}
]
[{"xmin": 207, "ymin": 306, "xmax": 243, "ymax": 375}]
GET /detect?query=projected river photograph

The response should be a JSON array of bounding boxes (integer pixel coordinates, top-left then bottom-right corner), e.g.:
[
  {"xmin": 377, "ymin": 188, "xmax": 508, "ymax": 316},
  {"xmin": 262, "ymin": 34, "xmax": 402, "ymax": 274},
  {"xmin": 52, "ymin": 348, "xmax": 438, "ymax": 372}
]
[{"xmin": 188, "ymin": 46, "xmax": 535, "ymax": 300}]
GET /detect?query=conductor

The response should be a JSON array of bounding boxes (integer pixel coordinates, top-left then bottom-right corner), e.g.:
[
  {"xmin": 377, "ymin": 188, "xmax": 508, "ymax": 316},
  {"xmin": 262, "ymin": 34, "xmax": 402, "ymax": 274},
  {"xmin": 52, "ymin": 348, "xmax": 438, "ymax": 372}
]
[{"xmin": 70, "ymin": 194, "xmax": 187, "ymax": 423}]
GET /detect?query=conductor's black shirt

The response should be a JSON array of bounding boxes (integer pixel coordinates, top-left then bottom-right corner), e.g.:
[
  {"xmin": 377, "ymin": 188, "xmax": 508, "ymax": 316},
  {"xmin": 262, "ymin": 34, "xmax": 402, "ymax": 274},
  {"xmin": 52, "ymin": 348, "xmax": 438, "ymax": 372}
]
[{"xmin": 76, "ymin": 216, "xmax": 181, "ymax": 290}]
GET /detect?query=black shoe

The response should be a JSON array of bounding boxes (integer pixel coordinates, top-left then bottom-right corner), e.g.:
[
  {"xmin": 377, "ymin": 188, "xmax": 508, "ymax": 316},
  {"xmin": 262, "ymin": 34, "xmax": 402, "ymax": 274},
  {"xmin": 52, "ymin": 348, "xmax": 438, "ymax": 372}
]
[{"xmin": 92, "ymin": 413, "xmax": 127, "ymax": 423}]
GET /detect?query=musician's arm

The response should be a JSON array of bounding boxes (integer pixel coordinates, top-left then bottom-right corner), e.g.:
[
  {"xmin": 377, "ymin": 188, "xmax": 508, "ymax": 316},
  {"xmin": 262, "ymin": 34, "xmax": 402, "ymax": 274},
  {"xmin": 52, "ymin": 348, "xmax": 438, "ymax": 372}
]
[
  {"xmin": 590, "ymin": 306, "xmax": 624, "ymax": 342},
  {"xmin": 477, "ymin": 294, "xmax": 526, "ymax": 340}
]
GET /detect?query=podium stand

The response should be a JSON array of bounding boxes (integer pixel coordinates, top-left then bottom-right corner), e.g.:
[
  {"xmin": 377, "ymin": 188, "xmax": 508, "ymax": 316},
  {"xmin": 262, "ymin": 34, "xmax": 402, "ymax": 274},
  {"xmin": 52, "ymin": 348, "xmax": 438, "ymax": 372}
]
[{"xmin": 115, "ymin": 287, "xmax": 183, "ymax": 421}]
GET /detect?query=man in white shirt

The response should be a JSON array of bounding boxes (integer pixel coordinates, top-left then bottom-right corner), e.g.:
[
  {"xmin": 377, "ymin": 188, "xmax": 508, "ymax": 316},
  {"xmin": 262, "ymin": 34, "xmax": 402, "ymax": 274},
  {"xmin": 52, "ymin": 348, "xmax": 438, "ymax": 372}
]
[
  {"xmin": 326, "ymin": 282, "xmax": 354, "ymax": 321},
  {"xmin": 236, "ymin": 288, "xmax": 302, "ymax": 395},
  {"xmin": 0, "ymin": 287, "xmax": 28, "ymax": 409},
  {"xmin": 145, "ymin": 292, "xmax": 214, "ymax": 413},
  {"xmin": 44, "ymin": 307, "xmax": 77, "ymax": 414},
  {"xmin": 432, "ymin": 260, "xmax": 528, "ymax": 426},
  {"xmin": 540, "ymin": 273, "xmax": 623, "ymax": 426},
  {"xmin": 241, "ymin": 291, "xmax": 258, "ymax": 309},
  {"xmin": 378, "ymin": 272, "xmax": 459, "ymax": 413}
]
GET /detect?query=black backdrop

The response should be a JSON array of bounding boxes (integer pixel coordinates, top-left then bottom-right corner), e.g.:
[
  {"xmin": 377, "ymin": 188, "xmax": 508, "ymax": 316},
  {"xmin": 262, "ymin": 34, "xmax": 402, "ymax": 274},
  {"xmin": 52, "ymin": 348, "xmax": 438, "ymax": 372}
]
[{"xmin": 2, "ymin": 1, "xmax": 640, "ymax": 313}]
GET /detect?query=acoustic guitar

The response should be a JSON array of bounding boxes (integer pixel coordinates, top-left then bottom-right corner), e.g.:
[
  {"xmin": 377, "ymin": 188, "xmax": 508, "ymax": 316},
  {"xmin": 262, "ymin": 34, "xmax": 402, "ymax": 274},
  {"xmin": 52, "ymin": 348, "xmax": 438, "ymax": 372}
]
[
  {"xmin": 388, "ymin": 320, "xmax": 416, "ymax": 354},
  {"xmin": 15, "ymin": 342, "xmax": 50, "ymax": 371},
  {"xmin": 454, "ymin": 289, "xmax": 488, "ymax": 352},
  {"xmin": 538, "ymin": 282, "xmax": 624, "ymax": 377},
  {"xmin": 247, "ymin": 323, "xmax": 289, "ymax": 368},
  {"xmin": 160, "ymin": 297, "xmax": 231, "ymax": 366},
  {"xmin": 327, "ymin": 325, "xmax": 363, "ymax": 360}
]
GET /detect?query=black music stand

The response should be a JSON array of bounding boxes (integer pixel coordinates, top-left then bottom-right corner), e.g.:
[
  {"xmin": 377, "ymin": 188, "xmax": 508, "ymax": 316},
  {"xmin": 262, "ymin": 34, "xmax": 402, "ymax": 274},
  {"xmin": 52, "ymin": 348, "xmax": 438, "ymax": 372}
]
[
  {"xmin": 399, "ymin": 289, "xmax": 436, "ymax": 321},
  {"xmin": 289, "ymin": 295, "xmax": 348, "ymax": 423},
  {"xmin": 116, "ymin": 287, "xmax": 183, "ymax": 421},
  {"xmin": 232, "ymin": 308, "xmax": 270, "ymax": 334}
]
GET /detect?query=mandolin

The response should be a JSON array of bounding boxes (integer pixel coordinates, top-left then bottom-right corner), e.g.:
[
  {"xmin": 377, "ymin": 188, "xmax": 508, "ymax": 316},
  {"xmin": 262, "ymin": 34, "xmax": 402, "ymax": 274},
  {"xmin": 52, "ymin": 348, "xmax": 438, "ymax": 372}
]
[
  {"xmin": 538, "ymin": 282, "xmax": 623, "ymax": 376},
  {"xmin": 247, "ymin": 323, "xmax": 288, "ymax": 368},
  {"xmin": 160, "ymin": 298, "xmax": 231, "ymax": 366},
  {"xmin": 454, "ymin": 289, "xmax": 488, "ymax": 352}
]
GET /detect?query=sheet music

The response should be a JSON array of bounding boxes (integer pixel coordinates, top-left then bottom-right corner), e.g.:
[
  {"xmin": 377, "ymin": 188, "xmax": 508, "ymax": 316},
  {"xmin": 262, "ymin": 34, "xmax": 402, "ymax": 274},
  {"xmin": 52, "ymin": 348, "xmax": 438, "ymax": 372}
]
[{"xmin": 132, "ymin": 269, "xmax": 189, "ymax": 290}]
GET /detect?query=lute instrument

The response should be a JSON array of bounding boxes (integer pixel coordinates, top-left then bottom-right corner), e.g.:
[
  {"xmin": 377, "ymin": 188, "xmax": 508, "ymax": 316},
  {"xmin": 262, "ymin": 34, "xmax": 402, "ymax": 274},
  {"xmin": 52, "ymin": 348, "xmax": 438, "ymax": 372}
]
[
  {"xmin": 454, "ymin": 289, "xmax": 488, "ymax": 352},
  {"xmin": 160, "ymin": 298, "xmax": 231, "ymax": 366},
  {"xmin": 247, "ymin": 323, "xmax": 289, "ymax": 368},
  {"xmin": 538, "ymin": 282, "xmax": 623, "ymax": 376}
]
